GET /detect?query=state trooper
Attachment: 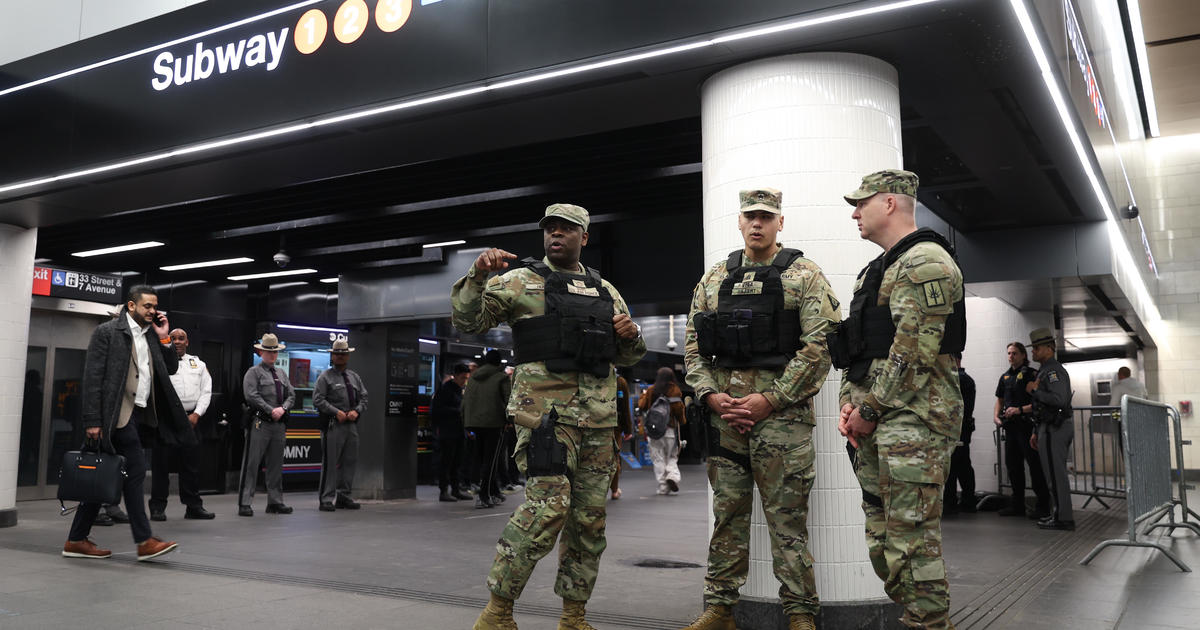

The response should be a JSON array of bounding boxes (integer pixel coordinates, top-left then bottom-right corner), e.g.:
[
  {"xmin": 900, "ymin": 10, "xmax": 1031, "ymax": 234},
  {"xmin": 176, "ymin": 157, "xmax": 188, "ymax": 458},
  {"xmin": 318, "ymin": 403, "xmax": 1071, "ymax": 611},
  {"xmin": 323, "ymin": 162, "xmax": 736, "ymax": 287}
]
[
  {"xmin": 451, "ymin": 203, "xmax": 647, "ymax": 630},
  {"xmin": 238, "ymin": 333, "xmax": 295, "ymax": 517},
  {"xmin": 832, "ymin": 170, "xmax": 966, "ymax": 629},
  {"xmin": 313, "ymin": 336, "xmax": 368, "ymax": 512},
  {"xmin": 1027, "ymin": 328, "xmax": 1075, "ymax": 531},
  {"xmin": 149, "ymin": 328, "xmax": 216, "ymax": 521},
  {"xmin": 681, "ymin": 188, "xmax": 840, "ymax": 630}
]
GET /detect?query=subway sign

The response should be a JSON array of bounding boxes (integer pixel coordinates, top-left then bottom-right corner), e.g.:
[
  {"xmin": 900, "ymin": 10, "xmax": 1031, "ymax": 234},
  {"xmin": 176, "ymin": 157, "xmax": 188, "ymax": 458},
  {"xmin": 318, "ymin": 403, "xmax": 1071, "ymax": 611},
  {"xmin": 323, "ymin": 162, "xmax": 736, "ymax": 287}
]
[{"xmin": 32, "ymin": 267, "xmax": 124, "ymax": 303}]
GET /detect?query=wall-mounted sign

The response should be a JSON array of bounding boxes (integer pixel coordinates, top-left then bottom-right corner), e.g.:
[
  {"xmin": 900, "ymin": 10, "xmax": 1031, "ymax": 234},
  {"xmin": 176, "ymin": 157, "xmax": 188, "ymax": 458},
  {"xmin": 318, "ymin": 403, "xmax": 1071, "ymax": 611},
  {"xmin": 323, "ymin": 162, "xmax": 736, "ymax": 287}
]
[{"xmin": 32, "ymin": 267, "xmax": 123, "ymax": 303}]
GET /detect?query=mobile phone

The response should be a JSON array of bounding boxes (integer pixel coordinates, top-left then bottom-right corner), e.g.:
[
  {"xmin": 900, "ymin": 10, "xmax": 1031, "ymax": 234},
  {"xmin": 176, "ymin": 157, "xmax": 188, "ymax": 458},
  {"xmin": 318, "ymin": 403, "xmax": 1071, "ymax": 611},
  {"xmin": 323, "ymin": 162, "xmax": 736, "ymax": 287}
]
[{"xmin": 154, "ymin": 311, "xmax": 166, "ymax": 326}]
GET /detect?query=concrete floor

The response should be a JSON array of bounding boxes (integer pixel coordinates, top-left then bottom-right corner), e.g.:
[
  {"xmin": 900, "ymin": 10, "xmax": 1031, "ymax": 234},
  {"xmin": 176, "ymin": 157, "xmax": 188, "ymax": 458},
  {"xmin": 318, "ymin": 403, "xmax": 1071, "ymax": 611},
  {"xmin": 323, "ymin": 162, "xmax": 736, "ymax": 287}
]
[{"xmin": 2, "ymin": 463, "xmax": 1198, "ymax": 629}]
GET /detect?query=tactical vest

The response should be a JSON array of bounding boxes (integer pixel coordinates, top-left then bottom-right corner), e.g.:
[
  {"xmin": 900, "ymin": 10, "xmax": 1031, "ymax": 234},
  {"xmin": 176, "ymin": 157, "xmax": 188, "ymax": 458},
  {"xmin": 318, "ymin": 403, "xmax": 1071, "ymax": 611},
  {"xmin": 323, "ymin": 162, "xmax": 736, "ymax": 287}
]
[
  {"xmin": 694, "ymin": 248, "xmax": 806, "ymax": 370},
  {"xmin": 510, "ymin": 258, "xmax": 617, "ymax": 377},
  {"xmin": 828, "ymin": 228, "xmax": 966, "ymax": 383}
]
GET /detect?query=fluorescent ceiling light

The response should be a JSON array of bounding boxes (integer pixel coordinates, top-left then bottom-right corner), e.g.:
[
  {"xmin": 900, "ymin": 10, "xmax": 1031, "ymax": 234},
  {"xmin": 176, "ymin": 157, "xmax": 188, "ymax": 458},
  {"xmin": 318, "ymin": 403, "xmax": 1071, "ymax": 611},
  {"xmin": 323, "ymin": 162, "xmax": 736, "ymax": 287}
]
[
  {"xmin": 268, "ymin": 281, "xmax": 309, "ymax": 289},
  {"xmin": 319, "ymin": 277, "xmax": 339, "ymax": 283},
  {"xmin": 1009, "ymin": 0, "xmax": 1160, "ymax": 324},
  {"xmin": 418, "ymin": 338, "xmax": 439, "ymax": 345},
  {"xmin": 160, "ymin": 256, "xmax": 253, "ymax": 271},
  {"xmin": 277, "ymin": 323, "xmax": 349, "ymax": 333},
  {"xmin": 33, "ymin": 257, "xmax": 51, "ymax": 264},
  {"xmin": 423, "ymin": 240, "xmax": 466, "ymax": 248},
  {"xmin": 0, "ymin": 0, "xmax": 949, "ymax": 197},
  {"xmin": 72, "ymin": 241, "xmax": 164, "ymax": 257},
  {"xmin": 152, "ymin": 279, "xmax": 208, "ymax": 290},
  {"xmin": 1125, "ymin": 0, "xmax": 1160, "ymax": 137},
  {"xmin": 227, "ymin": 268, "xmax": 317, "ymax": 281}
]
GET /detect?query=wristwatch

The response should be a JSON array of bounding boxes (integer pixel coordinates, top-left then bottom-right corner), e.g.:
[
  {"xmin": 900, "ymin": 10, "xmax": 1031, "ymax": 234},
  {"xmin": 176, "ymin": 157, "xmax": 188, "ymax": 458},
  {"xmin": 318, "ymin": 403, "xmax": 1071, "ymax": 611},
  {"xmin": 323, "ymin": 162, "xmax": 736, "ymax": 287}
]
[{"xmin": 859, "ymin": 403, "xmax": 881, "ymax": 423}]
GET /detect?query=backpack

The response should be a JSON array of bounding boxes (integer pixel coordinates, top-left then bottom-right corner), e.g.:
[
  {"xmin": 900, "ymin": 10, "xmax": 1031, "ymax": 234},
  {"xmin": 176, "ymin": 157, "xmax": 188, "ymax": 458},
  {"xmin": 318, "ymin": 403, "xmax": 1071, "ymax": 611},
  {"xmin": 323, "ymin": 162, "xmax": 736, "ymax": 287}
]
[{"xmin": 644, "ymin": 393, "xmax": 681, "ymax": 440}]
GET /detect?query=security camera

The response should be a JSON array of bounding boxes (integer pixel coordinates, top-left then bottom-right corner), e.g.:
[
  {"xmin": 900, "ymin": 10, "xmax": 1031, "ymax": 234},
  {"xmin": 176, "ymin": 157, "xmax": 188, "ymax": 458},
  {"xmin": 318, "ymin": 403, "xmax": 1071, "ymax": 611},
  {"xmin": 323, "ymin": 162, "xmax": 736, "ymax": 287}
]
[
  {"xmin": 1121, "ymin": 204, "xmax": 1139, "ymax": 220},
  {"xmin": 272, "ymin": 251, "xmax": 291, "ymax": 268}
]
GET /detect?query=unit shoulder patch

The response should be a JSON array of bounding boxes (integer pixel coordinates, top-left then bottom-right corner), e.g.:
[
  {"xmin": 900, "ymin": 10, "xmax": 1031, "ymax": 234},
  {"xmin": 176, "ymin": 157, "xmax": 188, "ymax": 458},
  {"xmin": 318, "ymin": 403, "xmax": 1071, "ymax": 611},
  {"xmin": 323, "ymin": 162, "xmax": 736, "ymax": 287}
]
[{"xmin": 922, "ymin": 280, "xmax": 947, "ymax": 307}]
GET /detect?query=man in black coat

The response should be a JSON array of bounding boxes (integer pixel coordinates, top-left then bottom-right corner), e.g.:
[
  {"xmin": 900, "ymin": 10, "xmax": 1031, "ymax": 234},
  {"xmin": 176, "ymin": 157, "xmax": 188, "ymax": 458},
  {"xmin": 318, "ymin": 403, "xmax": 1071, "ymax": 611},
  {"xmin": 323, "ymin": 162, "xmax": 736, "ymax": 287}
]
[
  {"xmin": 944, "ymin": 353, "xmax": 977, "ymax": 514},
  {"xmin": 62, "ymin": 285, "xmax": 194, "ymax": 562},
  {"xmin": 433, "ymin": 364, "xmax": 472, "ymax": 502}
]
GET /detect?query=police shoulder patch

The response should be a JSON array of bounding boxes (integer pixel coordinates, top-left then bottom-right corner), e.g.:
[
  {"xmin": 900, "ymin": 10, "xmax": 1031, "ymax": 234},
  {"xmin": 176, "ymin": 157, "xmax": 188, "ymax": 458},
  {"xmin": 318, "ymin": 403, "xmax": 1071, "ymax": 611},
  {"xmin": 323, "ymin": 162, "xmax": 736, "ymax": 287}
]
[{"xmin": 1049, "ymin": 371, "xmax": 1059, "ymax": 383}]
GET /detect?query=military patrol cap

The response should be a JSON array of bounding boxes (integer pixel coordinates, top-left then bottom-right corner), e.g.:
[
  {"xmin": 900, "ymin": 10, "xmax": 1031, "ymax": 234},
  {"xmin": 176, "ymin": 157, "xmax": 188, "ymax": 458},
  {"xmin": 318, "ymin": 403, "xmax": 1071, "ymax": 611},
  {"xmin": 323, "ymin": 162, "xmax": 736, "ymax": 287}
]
[
  {"xmin": 739, "ymin": 188, "xmax": 782, "ymax": 214},
  {"xmin": 844, "ymin": 169, "xmax": 920, "ymax": 205},
  {"xmin": 539, "ymin": 203, "xmax": 590, "ymax": 231},
  {"xmin": 1029, "ymin": 327, "xmax": 1056, "ymax": 347}
]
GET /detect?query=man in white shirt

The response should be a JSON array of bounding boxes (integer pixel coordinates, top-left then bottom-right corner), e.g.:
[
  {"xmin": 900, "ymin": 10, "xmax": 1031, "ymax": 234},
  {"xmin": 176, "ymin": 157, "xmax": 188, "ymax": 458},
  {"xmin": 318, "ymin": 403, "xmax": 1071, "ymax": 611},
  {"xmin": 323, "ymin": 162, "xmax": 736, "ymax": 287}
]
[
  {"xmin": 1109, "ymin": 366, "xmax": 1148, "ymax": 406},
  {"xmin": 149, "ymin": 328, "xmax": 216, "ymax": 521}
]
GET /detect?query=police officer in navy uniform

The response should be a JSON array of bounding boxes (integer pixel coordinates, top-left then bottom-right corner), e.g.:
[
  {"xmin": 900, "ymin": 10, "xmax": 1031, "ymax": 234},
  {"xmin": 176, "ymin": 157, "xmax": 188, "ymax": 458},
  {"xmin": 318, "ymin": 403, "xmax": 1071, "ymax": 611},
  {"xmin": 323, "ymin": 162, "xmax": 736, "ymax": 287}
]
[
  {"xmin": 238, "ymin": 333, "xmax": 295, "ymax": 517},
  {"xmin": 993, "ymin": 341, "xmax": 1050, "ymax": 518},
  {"xmin": 1028, "ymin": 328, "xmax": 1074, "ymax": 531}
]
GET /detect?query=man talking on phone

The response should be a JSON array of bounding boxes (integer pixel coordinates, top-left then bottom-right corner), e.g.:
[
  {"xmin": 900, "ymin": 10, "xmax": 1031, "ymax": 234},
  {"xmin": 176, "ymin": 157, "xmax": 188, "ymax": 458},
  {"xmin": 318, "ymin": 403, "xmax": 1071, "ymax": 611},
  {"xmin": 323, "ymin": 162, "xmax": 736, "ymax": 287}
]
[{"xmin": 62, "ymin": 285, "xmax": 195, "ymax": 562}]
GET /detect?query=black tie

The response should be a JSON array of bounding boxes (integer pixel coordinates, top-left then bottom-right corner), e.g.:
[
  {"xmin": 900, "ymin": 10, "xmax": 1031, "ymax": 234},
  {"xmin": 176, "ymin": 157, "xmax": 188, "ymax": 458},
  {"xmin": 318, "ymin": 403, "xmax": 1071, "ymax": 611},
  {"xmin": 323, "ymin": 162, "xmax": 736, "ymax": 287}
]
[
  {"xmin": 270, "ymin": 368, "xmax": 284, "ymax": 407},
  {"xmin": 342, "ymin": 372, "xmax": 357, "ymax": 410}
]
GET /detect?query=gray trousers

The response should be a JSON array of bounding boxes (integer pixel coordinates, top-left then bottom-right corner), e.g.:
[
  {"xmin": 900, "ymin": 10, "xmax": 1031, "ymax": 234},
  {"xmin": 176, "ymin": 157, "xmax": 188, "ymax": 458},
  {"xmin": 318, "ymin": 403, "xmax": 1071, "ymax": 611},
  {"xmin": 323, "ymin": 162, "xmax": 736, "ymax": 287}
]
[
  {"xmin": 239, "ymin": 420, "xmax": 287, "ymax": 507},
  {"xmin": 319, "ymin": 420, "xmax": 359, "ymax": 504},
  {"xmin": 1037, "ymin": 417, "xmax": 1074, "ymax": 522}
]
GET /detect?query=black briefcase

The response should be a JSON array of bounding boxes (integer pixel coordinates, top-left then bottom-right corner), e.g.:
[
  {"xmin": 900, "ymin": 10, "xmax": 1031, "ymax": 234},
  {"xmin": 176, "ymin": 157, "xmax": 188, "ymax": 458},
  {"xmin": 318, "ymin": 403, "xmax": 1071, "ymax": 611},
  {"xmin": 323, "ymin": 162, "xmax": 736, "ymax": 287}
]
[{"xmin": 58, "ymin": 443, "xmax": 127, "ymax": 507}]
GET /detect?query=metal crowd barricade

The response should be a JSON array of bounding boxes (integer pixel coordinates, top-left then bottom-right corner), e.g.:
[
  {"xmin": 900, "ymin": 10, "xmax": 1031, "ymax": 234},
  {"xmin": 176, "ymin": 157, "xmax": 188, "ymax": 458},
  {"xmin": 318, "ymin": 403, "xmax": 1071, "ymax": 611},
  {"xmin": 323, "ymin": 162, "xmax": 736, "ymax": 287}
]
[
  {"xmin": 1081, "ymin": 396, "xmax": 1200, "ymax": 572},
  {"xmin": 1070, "ymin": 405, "xmax": 1125, "ymax": 507}
]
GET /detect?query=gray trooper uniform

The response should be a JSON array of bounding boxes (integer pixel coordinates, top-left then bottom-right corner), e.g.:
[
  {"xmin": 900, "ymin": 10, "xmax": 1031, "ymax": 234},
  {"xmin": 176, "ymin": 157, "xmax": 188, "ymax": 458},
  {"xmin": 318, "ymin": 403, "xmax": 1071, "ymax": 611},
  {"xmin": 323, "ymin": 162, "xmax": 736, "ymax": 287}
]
[
  {"xmin": 239, "ymin": 361, "xmax": 295, "ymax": 509},
  {"xmin": 1033, "ymin": 355, "xmax": 1074, "ymax": 524},
  {"xmin": 314, "ymin": 366, "xmax": 367, "ymax": 506}
]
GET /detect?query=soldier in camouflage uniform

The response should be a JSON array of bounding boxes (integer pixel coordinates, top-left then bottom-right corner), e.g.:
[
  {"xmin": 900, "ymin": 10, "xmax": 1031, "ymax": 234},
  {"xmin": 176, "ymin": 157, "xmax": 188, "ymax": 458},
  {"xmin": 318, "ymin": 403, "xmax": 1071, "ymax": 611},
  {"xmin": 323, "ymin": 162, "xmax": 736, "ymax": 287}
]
[
  {"xmin": 836, "ymin": 170, "xmax": 965, "ymax": 629},
  {"xmin": 452, "ymin": 203, "xmax": 647, "ymax": 630},
  {"xmin": 682, "ymin": 188, "xmax": 840, "ymax": 630}
]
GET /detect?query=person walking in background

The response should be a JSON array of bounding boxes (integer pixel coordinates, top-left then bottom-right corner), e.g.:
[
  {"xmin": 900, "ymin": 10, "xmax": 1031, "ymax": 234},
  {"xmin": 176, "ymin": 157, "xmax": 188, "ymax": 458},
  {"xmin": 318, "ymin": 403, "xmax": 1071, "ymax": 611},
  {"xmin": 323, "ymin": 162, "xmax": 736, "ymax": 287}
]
[
  {"xmin": 943, "ymin": 353, "xmax": 977, "ymax": 515},
  {"xmin": 638, "ymin": 367, "xmax": 686, "ymax": 495},
  {"xmin": 463, "ymin": 350, "xmax": 511, "ymax": 509},
  {"xmin": 433, "ymin": 364, "xmax": 473, "ymax": 503},
  {"xmin": 611, "ymin": 368, "xmax": 633, "ymax": 500}
]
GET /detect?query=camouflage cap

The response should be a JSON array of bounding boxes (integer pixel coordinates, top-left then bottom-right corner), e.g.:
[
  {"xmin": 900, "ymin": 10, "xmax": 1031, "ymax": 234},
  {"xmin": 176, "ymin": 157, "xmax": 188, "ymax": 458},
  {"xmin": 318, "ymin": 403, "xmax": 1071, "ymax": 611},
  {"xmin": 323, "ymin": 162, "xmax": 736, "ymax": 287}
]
[
  {"xmin": 843, "ymin": 169, "xmax": 920, "ymax": 205},
  {"xmin": 1029, "ymin": 327, "xmax": 1056, "ymax": 347},
  {"xmin": 739, "ymin": 188, "xmax": 782, "ymax": 214},
  {"xmin": 539, "ymin": 203, "xmax": 590, "ymax": 231}
]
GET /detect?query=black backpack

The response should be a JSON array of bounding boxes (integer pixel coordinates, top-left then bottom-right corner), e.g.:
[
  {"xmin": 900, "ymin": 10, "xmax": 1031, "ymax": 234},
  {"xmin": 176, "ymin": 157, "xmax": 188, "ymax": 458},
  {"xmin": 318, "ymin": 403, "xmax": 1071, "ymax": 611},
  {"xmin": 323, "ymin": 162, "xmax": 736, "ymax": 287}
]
[{"xmin": 644, "ymin": 393, "xmax": 681, "ymax": 440}]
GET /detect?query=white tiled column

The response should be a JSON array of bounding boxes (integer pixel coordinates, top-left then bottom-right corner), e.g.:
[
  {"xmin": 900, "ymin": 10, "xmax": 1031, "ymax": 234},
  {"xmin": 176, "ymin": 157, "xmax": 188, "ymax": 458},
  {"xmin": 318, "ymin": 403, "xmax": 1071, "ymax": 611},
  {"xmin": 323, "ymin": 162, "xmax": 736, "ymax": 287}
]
[
  {"xmin": 0, "ymin": 224, "xmax": 37, "ymax": 527},
  {"xmin": 700, "ymin": 53, "xmax": 900, "ymax": 608}
]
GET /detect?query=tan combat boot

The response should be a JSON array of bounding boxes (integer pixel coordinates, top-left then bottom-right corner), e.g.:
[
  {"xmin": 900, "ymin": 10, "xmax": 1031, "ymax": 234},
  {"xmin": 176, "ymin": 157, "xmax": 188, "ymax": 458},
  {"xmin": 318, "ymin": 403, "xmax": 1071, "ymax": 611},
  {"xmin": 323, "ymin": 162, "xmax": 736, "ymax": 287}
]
[
  {"xmin": 558, "ymin": 599, "xmax": 598, "ymax": 630},
  {"xmin": 680, "ymin": 605, "xmax": 736, "ymax": 630},
  {"xmin": 789, "ymin": 612, "xmax": 816, "ymax": 630},
  {"xmin": 472, "ymin": 593, "xmax": 518, "ymax": 630}
]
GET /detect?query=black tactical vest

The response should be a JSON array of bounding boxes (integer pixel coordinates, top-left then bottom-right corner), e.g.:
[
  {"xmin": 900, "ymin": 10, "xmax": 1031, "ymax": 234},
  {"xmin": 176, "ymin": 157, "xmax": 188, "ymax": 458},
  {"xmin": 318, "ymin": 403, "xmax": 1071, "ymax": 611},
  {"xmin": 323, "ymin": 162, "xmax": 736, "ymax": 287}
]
[
  {"xmin": 694, "ymin": 248, "xmax": 805, "ymax": 370},
  {"xmin": 828, "ymin": 228, "xmax": 966, "ymax": 383},
  {"xmin": 510, "ymin": 258, "xmax": 617, "ymax": 377}
]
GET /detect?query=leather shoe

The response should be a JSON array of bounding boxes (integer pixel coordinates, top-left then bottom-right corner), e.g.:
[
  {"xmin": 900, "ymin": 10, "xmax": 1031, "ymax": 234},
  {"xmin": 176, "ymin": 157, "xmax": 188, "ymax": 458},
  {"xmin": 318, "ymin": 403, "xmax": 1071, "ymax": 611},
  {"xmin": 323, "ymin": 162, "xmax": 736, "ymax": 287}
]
[
  {"xmin": 185, "ymin": 507, "xmax": 215, "ymax": 520},
  {"xmin": 1037, "ymin": 519, "xmax": 1075, "ymax": 531},
  {"xmin": 319, "ymin": 502, "xmax": 336, "ymax": 512},
  {"xmin": 106, "ymin": 507, "xmax": 130, "ymax": 523},
  {"xmin": 439, "ymin": 489, "xmax": 458, "ymax": 502},
  {"xmin": 149, "ymin": 509, "xmax": 167, "ymax": 522},
  {"xmin": 452, "ymin": 489, "xmax": 473, "ymax": 501},
  {"xmin": 238, "ymin": 505, "xmax": 254, "ymax": 517},
  {"xmin": 63, "ymin": 538, "xmax": 111, "ymax": 559},
  {"xmin": 265, "ymin": 503, "xmax": 293, "ymax": 514},
  {"xmin": 335, "ymin": 497, "xmax": 361, "ymax": 510},
  {"xmin": 490, "ymin": 494, "xmax": 506, "ymax": 505},
  {"xmin": 1028, "ymin": 508, "xmax": 1052, "ymax": 520},
  {"xmin": 136, "ymin": 536, "xmax": 178, "ymax": 561},
  {"xmin": 667, "ymin": 479, "xmax": 680, "ymax": 493},
  {"xmin": 475, "ymin": 496, "xmax": 494, "ymax": 509},
  {"xmin": 93, "ymin": 512, "xmax": 115, "ymax": 526}
]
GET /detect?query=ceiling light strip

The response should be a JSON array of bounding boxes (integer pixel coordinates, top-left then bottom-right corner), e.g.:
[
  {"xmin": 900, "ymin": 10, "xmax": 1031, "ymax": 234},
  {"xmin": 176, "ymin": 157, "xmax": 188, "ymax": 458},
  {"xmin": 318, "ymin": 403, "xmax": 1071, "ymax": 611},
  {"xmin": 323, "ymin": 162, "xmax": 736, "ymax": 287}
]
[
  {"xmin": 160, "ymin": 256, "xmax": 253, "ymax": 271},
  {"xmin": 0, "ymin": 1, "xmax": 323, "ymax": 98},
  {"xmin": 1009, "ymin": 0, "xmax": 1160, "ymax": 323},
  {"xmin": 277, "ymin": 323, "xmax": 349, "ymax": 333},
  {"xmin": 1125, "ymin": 0, "xmax": 1160, "ymax": 138},
  {"xmin": 72, "ymin": 241, "xmax": 165, "ymax": 257},
  {"xmin": 0, "ymin": 0, "xmax": 950, "ymax": 197},
  {"xmin": 422, "ymin": 240, "xmax": 465, "ymax": 248},
  {"xmin": 227, "ymin": 268, "xmax": 317, "ymax": 281}
]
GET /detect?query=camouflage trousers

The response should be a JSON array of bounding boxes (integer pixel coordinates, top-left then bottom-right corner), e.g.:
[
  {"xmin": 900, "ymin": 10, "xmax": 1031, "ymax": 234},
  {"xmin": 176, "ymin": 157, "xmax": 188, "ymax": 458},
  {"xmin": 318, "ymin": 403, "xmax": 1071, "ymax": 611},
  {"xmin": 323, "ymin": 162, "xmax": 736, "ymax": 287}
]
[
  {"xmin": 704, "ymin": 416, "xmax": 818, "ymax": 616},
  {"xmin": 486, "ymin": 424, "xmax": 616, "ymax": 601},
  {"xmin": 854, "ymin": 412, "xmax": 956, "ymax": 629}
]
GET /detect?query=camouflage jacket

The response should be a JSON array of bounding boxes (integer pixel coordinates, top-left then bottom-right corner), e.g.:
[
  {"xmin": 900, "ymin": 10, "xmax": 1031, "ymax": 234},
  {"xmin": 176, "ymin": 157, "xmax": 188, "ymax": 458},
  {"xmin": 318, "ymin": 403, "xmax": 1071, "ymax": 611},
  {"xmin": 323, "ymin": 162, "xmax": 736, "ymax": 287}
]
[
  {"xmin": 450, "ymin": 257, "xmax": 647, "ymax": 429},
  {"xmin": 684, "ymin": 250, "xmax": 840, "ymax": 424},
  {"xmin": 838, "ymin": 240, "xmax": 964, "ymax": 439}
]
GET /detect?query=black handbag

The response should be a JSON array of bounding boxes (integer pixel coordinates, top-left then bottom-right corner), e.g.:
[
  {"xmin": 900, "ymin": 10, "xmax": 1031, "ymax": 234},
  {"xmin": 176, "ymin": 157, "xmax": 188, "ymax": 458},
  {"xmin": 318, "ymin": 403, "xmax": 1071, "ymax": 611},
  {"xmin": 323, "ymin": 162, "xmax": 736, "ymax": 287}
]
[{"xmin": 58, "ymin": 441, "xmax": 127, "ymax": 511}]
